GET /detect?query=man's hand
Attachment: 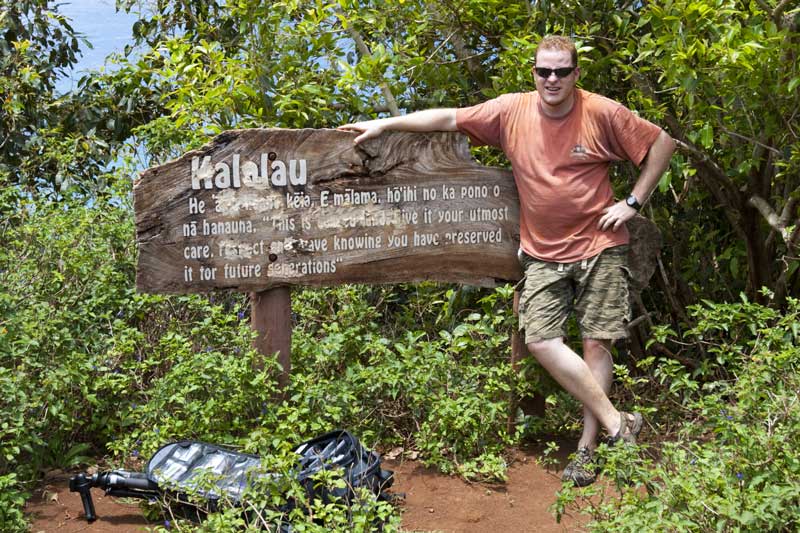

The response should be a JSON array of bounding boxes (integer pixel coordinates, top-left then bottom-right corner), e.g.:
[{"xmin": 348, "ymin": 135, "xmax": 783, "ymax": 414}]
[
  {"xmin": 598, "ymin": 200, "xmax": 637, "ymax": 232},
  {"xmin": 338, "ymin": 109, "xmax": 458, "ymax": 145},
  {"xmin": 601, "ymin": 130, "xmax": 675, "ymax": 232},
  {"xmin": 337, "ymin": 119, "xmax": 388, "ymax": 145}
]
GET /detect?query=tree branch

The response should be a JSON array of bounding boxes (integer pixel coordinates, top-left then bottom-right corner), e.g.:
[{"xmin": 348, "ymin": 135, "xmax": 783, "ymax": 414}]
[
  {"xmin": 720, "ymin": 127, "xmax": 782, "ymax": 155},
  {"xmin": 660, "ymin": 113, "xmax": 750, "ymax": 244},
  {"xmin": 774, "ymin": 220, "xmax": 800, "ymax": 305},
  {"xmin": 341, "ymin": 16, "xmax": 400, "ymax": 117},
  {"xmin": 430, "ymin": 4, "xmax": 490, "ymax": 90},
  {"xmin": 749, "ymin": 194, "xmax": 797, "ymax": 247},
  {"xmin": 629, "ymin": 73, "xmax": 741, "ymax": 209},
  {"xmin": 433, "ymin": 51, "xmax": 492, "ymax": 66},
  {"xmin": 404, "ymin": 29, "xmax": 458, "ymax": 82},
  {"xmin": 766, "ymin": 195, "xmax": 799, "ymax": 249},
  {"xmin": 649, "ymin": 342, "xmax": 699, "ymax": 370},
  {"xmin": 774, "ymin": 0, "xmax": 794, "ymax": 20},
  {"xmin": 674, "ymin": 138, "xmax": 742, "ymax": 210},
  {"xmin": 449, "ymin": 26, "xmax": 487, "ymax": 86},
  {"xmin": 749, "ymin": 195, "xmax": 782, "ymax": 228},
  {"xmin": 756, "ymin": 0, "xmax": 794, "ymax": 29},
  {"xmin": 784, "ymin": 106, "xmax": 799, "ymax": 140},
  {"xmin": 656, "ymin": 253, "xmax": 692, "ymax": 325}
]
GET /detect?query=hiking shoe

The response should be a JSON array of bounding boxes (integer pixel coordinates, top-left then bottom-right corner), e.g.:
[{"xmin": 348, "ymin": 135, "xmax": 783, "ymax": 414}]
[
  {"xmin": 610, "ymin": 411, "xmax": 643, "ymax": 445},
  {"xmin": 562, "ymin": 447, "xmax": 597, "ymax": 487}
]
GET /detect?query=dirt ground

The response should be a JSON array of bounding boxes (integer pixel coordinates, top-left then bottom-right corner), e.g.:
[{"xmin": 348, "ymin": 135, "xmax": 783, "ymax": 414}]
[{"xmin": 25, "ymin": 446, "xmax": 587, "ymax": 533}]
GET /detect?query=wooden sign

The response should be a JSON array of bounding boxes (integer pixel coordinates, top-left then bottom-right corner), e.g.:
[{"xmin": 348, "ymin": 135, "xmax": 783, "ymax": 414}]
[{"xmin": 134, "ymin": 129, "xmax": 523, "ymax": 293}]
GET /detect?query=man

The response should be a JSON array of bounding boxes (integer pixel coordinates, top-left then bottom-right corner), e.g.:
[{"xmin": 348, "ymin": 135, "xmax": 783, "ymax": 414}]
[{"xmin": 338, "ymin": 35, "xmax": 676, "ymax": 486}]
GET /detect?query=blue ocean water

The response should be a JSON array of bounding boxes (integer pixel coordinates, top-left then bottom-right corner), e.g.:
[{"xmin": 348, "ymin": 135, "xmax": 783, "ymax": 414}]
[{"xmin": 55, "ymin": 0, "xmax": 140, "ymax": 93}]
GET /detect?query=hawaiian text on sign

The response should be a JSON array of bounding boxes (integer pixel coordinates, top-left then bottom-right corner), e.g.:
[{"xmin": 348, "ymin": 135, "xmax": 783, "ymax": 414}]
[{"xmin": 182, "ymin": 219, "xmax": 255, "ymax": 237}]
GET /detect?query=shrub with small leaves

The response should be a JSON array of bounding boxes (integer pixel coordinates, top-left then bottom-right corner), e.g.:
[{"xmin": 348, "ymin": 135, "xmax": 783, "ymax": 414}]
[{"xmin": 556, "ymin": 295, "xmax": 800, "ymax": 532}]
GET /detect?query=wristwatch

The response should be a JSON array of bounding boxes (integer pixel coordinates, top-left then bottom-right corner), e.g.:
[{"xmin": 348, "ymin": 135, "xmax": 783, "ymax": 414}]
[{"xmin": 625, "ymin": 194, "xmax": 642, "ymax": 211}]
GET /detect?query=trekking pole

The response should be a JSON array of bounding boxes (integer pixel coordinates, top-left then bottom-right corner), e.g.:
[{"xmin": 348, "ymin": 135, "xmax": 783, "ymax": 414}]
[{"xmin": 68, "ymin": 473, "xmax": 98, "ymax": 522}]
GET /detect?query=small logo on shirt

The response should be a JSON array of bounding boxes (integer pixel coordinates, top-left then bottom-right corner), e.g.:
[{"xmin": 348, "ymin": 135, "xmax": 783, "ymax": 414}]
[{"xmin": 570, "ymin": 144, "xmax": 590, "ymax": 160}]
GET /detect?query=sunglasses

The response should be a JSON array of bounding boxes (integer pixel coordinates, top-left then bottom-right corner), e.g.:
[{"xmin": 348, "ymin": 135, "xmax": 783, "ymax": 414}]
[{"xmin": 533, "ymin": 66, "xmax": 576, "ymax": 79}]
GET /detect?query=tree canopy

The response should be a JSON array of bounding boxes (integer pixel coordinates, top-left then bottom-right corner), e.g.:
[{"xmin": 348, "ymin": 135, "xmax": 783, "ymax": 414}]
[{"xmin": 6, "ymin": 0, "xmax": 796, "ymax": 305}]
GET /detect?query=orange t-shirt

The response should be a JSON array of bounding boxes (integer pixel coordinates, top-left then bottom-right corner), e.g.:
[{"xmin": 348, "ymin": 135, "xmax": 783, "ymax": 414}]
[{"xmin": 456, "ymin": 89, "xmax": 662, "ymax": 262}]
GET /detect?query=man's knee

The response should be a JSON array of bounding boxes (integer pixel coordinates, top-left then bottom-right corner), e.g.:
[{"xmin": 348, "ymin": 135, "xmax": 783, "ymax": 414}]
[
  {"xmin": 583, "ymin": 338, "xmax": 612, "ymax": 362},
  {"xmin": 527, "ymin": 336, "xmax": 564, "ymax": 357}
]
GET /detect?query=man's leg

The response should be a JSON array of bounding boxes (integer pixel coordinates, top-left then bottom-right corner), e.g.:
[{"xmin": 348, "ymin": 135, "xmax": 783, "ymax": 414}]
[
  {"xmin": 578, "ymin": 338, "xmax": 613, "ymax": 450},
  {"xmin": 526, "ymin": 337, "xmax": 622, "ymax": 436},
  {"xmin": 518, "ymin": 247, "xmax": 636, "ymax": 440},
  {"xmin": 570, "ymin": 244, "xmax": 638, "ymax": 445}
]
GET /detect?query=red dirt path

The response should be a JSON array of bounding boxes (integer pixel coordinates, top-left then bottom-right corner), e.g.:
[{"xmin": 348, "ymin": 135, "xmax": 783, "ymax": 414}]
[{"xmin": 26, "ymin": 447, "xmax": 587, "ymax": 533}]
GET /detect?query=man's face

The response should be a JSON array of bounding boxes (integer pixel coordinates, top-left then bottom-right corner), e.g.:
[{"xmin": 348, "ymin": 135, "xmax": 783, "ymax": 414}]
[{"xmin": 533, "ymin": 48, "xmax": 579, "ymax": 117}]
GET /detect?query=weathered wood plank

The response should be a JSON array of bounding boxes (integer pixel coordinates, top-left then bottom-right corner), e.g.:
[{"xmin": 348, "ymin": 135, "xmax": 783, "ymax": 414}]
[{"xmin": 135, "ymin": 129, "xmax": 522, "ymax": 292}]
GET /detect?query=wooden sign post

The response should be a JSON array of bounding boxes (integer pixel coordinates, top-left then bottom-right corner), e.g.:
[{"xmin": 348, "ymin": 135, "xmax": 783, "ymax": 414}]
[
  {"xmin": 134, "ymin": 128, "xmax": 659, "ymax": 395},
  {"xmin": 252, "ymin": 287, "xmax": 292, "ymax": 389}
]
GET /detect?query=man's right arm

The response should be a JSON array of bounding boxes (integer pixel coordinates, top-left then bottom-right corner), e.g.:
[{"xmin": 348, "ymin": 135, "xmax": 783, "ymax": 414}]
[{"xmin": 338, "ymin": 108, "xmax": 458, "ymax": 145}]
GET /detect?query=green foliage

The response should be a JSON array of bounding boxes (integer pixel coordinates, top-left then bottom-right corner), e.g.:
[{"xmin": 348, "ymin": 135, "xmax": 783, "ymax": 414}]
[
  {"xmin": 0, "ymin": 348, "xmax": 28, "ymax": 530},
  {"xmin": 623, "ymin": 0, "xmax": 800, "ymax": 304},
  {"xmin": 103, "ymin": 296, "xmax": 282, "ymax": 459},
  {"xmin": 0, "ymin": 0, "xmax": 81, "ymax": 188},
  {"xmin": 556, "ymin": 297, "xmax": 800, "ymax": 532},
  {"xmin": 0, "ymin": 194, "xmax": 128, "ymax": 523},
  {"xmin": 0, "ymin": 1, "xmax": 140, "ymax": 196},
  {"xmin": 1, "ymin": 183, "xmax": 529, "ymax": 527},
  {"xmin": 0, "ymin": 472, "xmax": 27, "ymax": 532},
  {"xmin": 287, "ymin": 283, "xmax": 519, "ymax": 482},
  {"xmin": 1, "ymin": 193, "xmax": 133, "ymax": 473}
]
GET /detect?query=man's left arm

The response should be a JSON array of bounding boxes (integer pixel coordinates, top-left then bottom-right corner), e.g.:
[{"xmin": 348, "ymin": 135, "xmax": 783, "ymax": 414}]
[{"xmin": 598, "ymin": 130, "xmax": 676, "ymax": 231}]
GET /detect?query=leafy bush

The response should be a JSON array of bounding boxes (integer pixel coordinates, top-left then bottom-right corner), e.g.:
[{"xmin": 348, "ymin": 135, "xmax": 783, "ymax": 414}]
[
  {"xmin": 0, "ymin": 472, "xmax": 27, "ymax": 533},
  {"xmin": 556, "ymin": 295, "xmax": 800, "ymax": 532},
  {"xmin": 0, "ymin": 189, "xmax": 134, "ymax": 525},
  {"xmin": 288, "ymin": 282, "xmax": 520, "ymax": 482},
  {"xmin": 1, "ymin": 190, "xmax": 135, "ymax": 470}
]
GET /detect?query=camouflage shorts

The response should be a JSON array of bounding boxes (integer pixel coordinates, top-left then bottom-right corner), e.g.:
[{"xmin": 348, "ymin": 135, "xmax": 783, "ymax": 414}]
[{"xmin": 517, "ymin": 245, "xmax": 631, "ymax": 344}]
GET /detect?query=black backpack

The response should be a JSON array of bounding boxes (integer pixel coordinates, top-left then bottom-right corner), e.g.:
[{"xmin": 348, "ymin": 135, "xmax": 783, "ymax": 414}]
[
  {"xmin": 70, "ymin": 429, "xmax": 394, "ymax": 525},
  {"xmin": 147, "ymin": 429, "xmax": 394, "ymax": 507},
  {"xmin": 292, "ymin": 430, "xmax": 395, "ymax": 504}
]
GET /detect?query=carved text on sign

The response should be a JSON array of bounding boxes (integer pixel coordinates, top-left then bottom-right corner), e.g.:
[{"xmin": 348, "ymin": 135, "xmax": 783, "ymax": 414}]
[
  {"xmin": 191, "ymin": 153, "xmax": 308, "ymax": 190},
  {"xmin": 134, "ymin": 129, "xmax": 523, "ymax": 293}
]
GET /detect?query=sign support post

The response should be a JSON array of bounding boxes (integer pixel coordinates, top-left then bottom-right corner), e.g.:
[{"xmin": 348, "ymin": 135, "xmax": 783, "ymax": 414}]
[
  {"xmin": 507, "ymin": 290, "xmax": 545, "ymax": 433},
  {"xmin": 251, "ymin": 287, "xmax": 292, "ymax": 389}
]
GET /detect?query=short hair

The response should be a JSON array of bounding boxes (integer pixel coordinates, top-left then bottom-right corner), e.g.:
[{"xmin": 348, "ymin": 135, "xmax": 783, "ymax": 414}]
[{"xmin": 536, "ymin": 35, "xmax": 578, "ymax": 67}]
